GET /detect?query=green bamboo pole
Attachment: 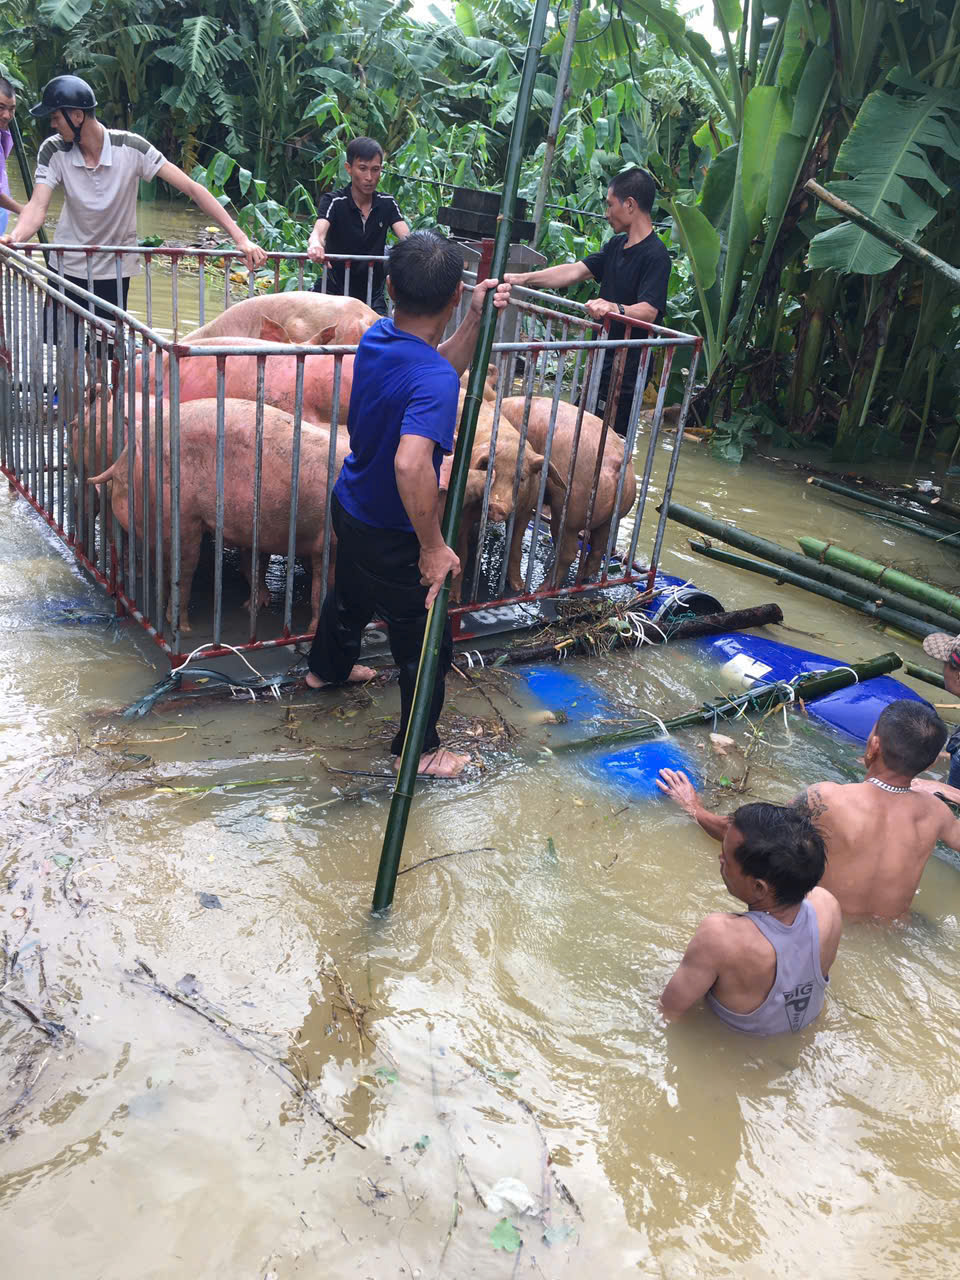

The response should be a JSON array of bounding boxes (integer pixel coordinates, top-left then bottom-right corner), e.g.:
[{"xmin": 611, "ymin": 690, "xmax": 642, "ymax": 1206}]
[
  {"xmin": 903, "ymin": 661, "xmax": 946, "ymax": 691},
  {"xmin": 666, "ymin": 503, "xmax": 959, "ymax": 628},
  {"xmin": 806, "ymin": 476, "xmax": 960, "ymax": 535},
  {"xmin": 798, "ymin": 537, "xmax": 960, "ymax": 623},
  {"xmin": 8, "ymin": 116, "xmax": 47, "ymax": 244},
  {"xmin": 804, "ymin": 180, "xmax": 960, "ymax": 291},
  {"xmin": 372, "ymin": 0, "xmax": 552, "ymax": 916},
  {"xmin": 556, "ymin": 653, "xmax": 903, "ymax": 755},
  {"xmin": 688, "ymin": 540, "xmax": 940, "ymax": 640}
]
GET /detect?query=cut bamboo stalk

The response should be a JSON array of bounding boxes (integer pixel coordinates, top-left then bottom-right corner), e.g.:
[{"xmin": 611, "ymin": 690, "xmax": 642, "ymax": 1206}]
[
  {"xmin": 557, "ymin": 652, "xmax": 903, "ymax": 755},
  {"xmin": 665, "ymin": 504, "xmax": 959, "ymax": 629},
  {"xmin": 798, "ymin": 537, "xmax": 960, "ymax": 623},
  {"xmin": 689, "ymin": 541, "xmax": 938, "ymax": 640},
  {"xmin": 903, "ymin": 661, "xmax": 946, "ymax": 691},
  {"xmin": 806, "ymin": 476, "xmax": 960, "ymax": 535}
]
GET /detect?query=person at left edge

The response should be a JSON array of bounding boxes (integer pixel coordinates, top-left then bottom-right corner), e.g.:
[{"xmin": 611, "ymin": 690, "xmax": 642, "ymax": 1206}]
[
  {"xmin": 0, "ymin": 77, "xmax": 25, "ymax": 238},
  {"xmin": 0, "ymin": 75, "xmax": 267, "ymax": 340},
  {"xmin": 305, "ymin": 230, "xmax": 510, "ymax": 779},
  {"xmin": 306, "ymin": 136, "xmax": 409, "ymax": 315}
]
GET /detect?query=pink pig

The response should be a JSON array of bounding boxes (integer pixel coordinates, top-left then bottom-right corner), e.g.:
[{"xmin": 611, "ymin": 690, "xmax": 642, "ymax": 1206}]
[
  {"xmin": 181, "ymin": 291, "xmax": 378, "ymax": 346},
  {"xmin": 499, "ymin": 397, "xmax": 636, "ymax": 584},
  {"xmin": 87, "ymin": 398, "xmax": 348, "ymax": 635}
]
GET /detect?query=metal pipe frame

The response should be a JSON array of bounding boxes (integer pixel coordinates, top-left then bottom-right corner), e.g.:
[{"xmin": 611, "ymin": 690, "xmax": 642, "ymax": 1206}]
[{"xmin": 1, "ymin": 242, "xmax": 699, "ymax": 664}]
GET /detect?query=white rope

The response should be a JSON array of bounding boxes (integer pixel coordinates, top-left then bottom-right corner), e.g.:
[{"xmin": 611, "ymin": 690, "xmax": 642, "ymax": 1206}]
[
  {"xmin": 633, "ymin": 707, "xmax": 670, "ymax": 738},
  {"xmin": 177, "ymin": 640, "xmax": 266, "ymax": 681}
]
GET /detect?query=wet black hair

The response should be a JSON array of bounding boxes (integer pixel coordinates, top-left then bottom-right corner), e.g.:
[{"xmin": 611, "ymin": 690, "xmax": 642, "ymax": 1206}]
[
  {"xmin": 729, "ymin": 802, "xmax": 826, "ymax": 907},
  {"xmin": 609, "ymin": 167, "xmax": 656, "ymax": 214},
  {"xmin": 874, "ymin": 698, "xmax": 948, "ymax": 777},
  {"xmin": 346, "ymin": 136, "xmax": 384, "ymax": 164},
  {"xmin": 387, "ymin": 229, "xmax": 463, "ymax": 316}
]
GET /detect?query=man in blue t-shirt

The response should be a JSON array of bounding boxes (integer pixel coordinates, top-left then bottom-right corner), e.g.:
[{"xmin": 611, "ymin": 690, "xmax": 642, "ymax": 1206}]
[{"xmin": 306, "ymin": 229, "xmax": 509, "ymax": 778}]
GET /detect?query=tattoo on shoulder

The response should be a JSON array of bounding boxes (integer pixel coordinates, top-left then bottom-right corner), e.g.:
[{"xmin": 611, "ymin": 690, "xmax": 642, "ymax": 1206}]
[{"xmin": 794, "ymin": 789, "xmax": 827, "ymax": 822}]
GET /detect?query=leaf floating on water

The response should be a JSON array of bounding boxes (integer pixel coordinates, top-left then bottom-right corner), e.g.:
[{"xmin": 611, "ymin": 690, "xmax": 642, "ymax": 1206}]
[
  {"xmin": 414, "ymin": 1133, "xmax": 431, "ymax": 1151},
  {"xmin": 718, "ymin": 776, "xmax": 732, "ymax": 788},
  {"xmin": 198, "ymin": 893, "xmax": 222, "ymax": 910},
  {"xmin": 52, "ymin": 853, "xmax": 74, "ymax": 869},
  {"xmin": 543, "ymin": 1223, "xmax": 575, "ymax": 1246},
  {"xmin": 489, "ymin": 1218, "xmax": 522, "ymax": 1253},
  {"xmin": 375, "ymin": 1067, "xmax": 398, "ymax": 1083},
  {"xmin": 545, "ymin": 836, "xmax": 558, "ymax": 863}
]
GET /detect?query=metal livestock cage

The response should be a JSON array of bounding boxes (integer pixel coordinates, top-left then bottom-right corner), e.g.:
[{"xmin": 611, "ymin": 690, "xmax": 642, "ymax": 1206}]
[{"xmin": 0, "ymin": 243, "xmax": 702, "ymax": 666}]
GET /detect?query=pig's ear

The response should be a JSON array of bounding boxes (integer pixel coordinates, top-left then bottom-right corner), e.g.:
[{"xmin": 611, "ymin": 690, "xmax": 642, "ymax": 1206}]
[
  {"xmin": 258, "ymin": 317, "xmax": 291, "ymax": 343},
  {"xmin": 305, "ymin": 324, "xmax": 337, "ymax": 347}
]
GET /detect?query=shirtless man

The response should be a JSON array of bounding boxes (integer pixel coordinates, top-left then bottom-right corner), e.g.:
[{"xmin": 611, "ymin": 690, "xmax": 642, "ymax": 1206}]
[
  {"xmin": 911, "ymin": 630, "xmax": 960, "ymax": 800},
  {"xmin": 657, "ymin": 700, "xmax": 960, "ymax": 919},
  {"xmin": 660, "ymin": 802, "xmax": 841, "ymax": 1034}
]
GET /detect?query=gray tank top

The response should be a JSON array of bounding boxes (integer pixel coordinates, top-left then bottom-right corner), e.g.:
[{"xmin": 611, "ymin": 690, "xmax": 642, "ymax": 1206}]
[{"xmin": 705, "ymin": 899, "xmax": 827, "ymax": 1036}]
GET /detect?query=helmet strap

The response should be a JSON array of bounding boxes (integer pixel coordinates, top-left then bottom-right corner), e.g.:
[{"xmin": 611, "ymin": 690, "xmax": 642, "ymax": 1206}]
[{"xmin": 64, "ymin": 109, "xmax": 85, "ymax": 149}]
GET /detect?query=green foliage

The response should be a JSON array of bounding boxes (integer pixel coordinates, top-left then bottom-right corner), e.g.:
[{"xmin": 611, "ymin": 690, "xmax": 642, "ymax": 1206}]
[
  {"xmin": 4, "ymin": 0, "xmax": 960, "ymax": 464},
  {"xmin": 809, "ymin": 80, "xmax": 960, "ymax": 274}
]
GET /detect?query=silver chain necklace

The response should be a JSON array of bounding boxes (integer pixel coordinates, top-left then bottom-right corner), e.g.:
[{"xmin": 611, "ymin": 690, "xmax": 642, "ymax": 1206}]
[{"xmin": 867, "ymin": 776, "xmax": 912, "ymax": 794}]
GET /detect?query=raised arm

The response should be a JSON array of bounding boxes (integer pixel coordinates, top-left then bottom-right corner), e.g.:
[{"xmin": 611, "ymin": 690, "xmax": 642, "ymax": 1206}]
[
  {"xmin": 437, "ymin": 276, "xmax": 510, "ymax": 375},
  {"xmin": 504, "ymin": 261, "xmax": 593, "ymax": 291},
  {"xmin": 655, "ymin": 768, "xmax": 731, "ymax": 842},
  {"xmin": 659, "ymin": 916, "xmax": 724, "ymax": 1021},
  {"xmin": 156, "ymin": 161, "xmax": 266, "ymax": 270}
]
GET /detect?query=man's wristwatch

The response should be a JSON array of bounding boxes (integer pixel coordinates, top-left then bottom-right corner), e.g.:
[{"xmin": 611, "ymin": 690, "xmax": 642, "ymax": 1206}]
[{"xmin": 617, "ymin": 303, "xmax": 625, "ymax": 315}]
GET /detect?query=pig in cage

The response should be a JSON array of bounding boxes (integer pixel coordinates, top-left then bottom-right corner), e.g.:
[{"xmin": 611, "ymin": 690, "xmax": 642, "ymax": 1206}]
[{"xmin": 0, "ymin": 244, "xmax": 701, "ymax": 665}]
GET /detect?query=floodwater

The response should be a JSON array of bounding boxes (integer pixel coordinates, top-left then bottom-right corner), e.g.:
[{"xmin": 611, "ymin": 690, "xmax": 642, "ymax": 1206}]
[{"xmin": 2, "ymin": 195, "xmax": 960, "ymax": 1279}]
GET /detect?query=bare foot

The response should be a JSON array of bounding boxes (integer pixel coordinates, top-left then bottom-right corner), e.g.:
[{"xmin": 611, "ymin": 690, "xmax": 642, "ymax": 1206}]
[
  {"xmin": 305, "ymin": 663, "xmax": 376, "ymax": 689},
  {"xmin": 393, "ymin": 748, "xmax": 471, "ymax": 778}
]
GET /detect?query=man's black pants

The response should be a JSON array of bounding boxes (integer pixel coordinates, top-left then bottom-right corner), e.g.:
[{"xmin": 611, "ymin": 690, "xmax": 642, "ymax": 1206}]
[
  {"xmin": 50, "ymin": 274, "xmax": 131, "ymax": 352},
  {"xmin": 308, "ymin": 496, "xmax": 453, "ymax": 756}
]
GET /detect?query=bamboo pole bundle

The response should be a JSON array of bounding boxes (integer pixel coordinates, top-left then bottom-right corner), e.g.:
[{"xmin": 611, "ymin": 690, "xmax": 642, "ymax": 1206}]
[
  {"xmin": 666, "ymin": 504, "xmax": 959, "ymax": 629},
  {"xmin": 798, "ymin": 538, "xmax": 960, "ymax": 622},
  {"xmin": 688, "ymin": 541, "xmax": 938, "ymax": 640}
]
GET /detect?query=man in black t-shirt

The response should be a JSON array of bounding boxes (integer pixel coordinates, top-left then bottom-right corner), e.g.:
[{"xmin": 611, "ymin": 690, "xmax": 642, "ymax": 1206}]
[
  {"xmin": 307, "ymin": 137, "xmax": 410, "ymax": 314},
  {"xmin": 506, "ymin": 168, "xmax": 672, "ymax": 437}
]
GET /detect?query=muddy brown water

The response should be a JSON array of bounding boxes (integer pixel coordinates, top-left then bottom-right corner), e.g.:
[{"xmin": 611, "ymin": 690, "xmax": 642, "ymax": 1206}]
[{"xmin": 2, "ymin": 192, "xmax": 960, "ymax": 1278}]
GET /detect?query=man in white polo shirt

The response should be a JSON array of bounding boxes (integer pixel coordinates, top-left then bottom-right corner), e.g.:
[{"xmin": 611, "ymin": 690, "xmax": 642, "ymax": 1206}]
[{"xmin": 0, "ymin": 74, "xmax": 267, "ymax": 341}]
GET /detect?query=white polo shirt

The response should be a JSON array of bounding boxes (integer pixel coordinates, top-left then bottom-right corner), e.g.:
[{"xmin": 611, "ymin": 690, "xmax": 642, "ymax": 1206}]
[{"xmin": 35, "ymin": 128, "xmax": 167, "ymax": 279}]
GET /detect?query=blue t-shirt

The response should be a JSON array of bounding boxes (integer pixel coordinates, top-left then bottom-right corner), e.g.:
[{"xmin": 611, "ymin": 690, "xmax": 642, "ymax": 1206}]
[{"xmin": 334, "ymin": 318, "xmax": 460, "ymax": 532}]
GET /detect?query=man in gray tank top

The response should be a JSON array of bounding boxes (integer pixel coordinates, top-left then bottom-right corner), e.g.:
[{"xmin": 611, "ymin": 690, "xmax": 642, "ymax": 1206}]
[{"xmin": 659, "ymin": 803, "xmax": 842, "ymax": 1035}]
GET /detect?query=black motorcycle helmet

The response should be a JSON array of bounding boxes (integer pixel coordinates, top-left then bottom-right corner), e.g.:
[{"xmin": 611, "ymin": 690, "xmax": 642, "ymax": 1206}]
[{"xmin": 30, "ymin": 75, "xmax": 97, "ymax": 147}]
